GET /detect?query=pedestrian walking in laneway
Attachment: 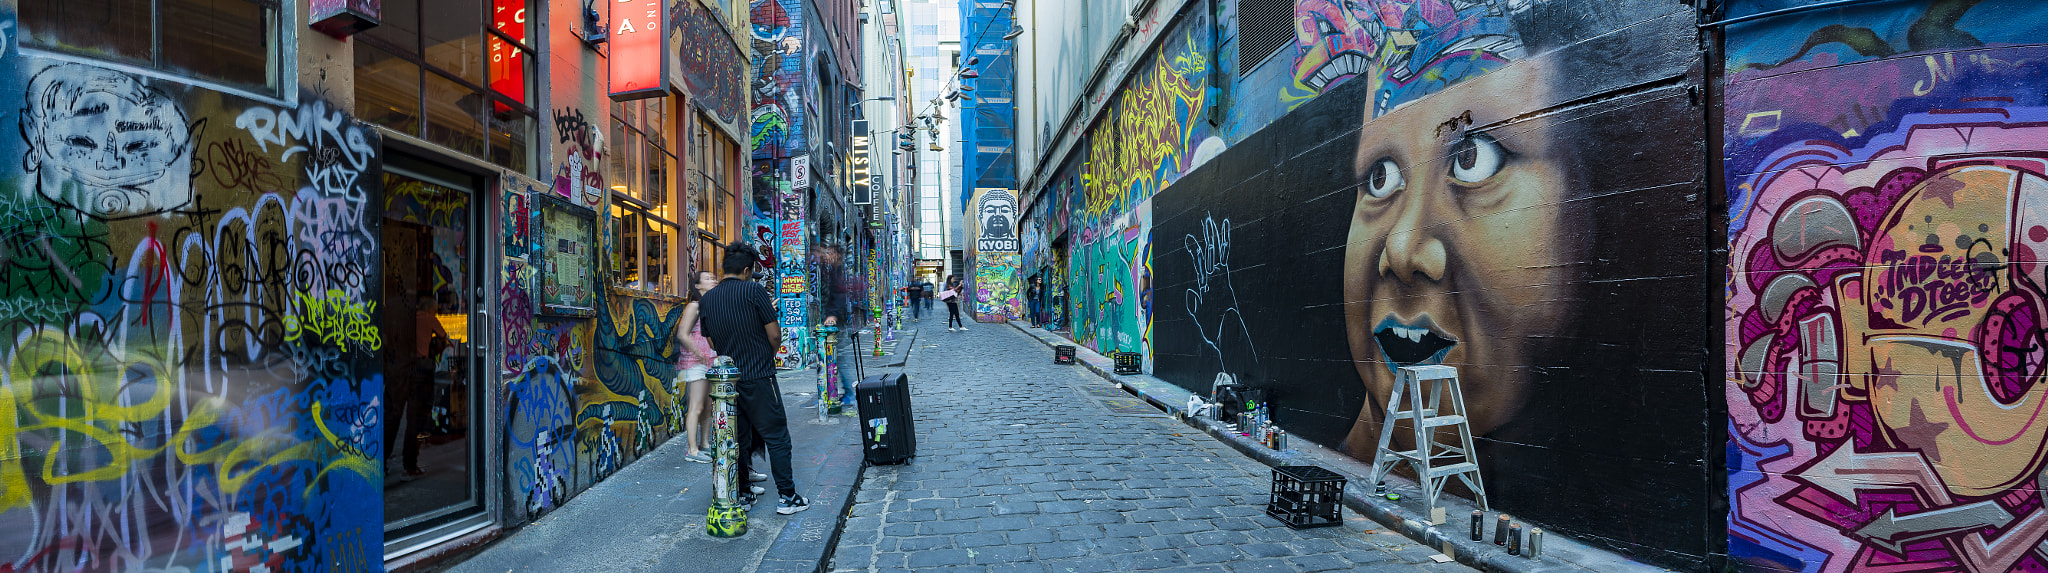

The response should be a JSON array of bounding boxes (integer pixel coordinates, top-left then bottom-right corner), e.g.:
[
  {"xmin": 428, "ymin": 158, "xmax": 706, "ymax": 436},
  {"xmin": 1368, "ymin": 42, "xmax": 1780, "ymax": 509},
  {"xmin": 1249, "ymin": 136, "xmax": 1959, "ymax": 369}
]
[
  {"xmin": 1026, "ymin": 275, "xmax": 1044, "ymax": 327},
  {"xmin": 673, "ymin": 270, "xmax": 721, "ymax": 464},
  {"xmin": 941, "ymin": 274, "xmax": 967, "ymax": 331},
  {"xmin": 905, "ymin": 279, "xmax": 925, "ymax": 320},
  {"xmin": 699, "ymin": 242, "xmax": 809, "ymax": 515}
]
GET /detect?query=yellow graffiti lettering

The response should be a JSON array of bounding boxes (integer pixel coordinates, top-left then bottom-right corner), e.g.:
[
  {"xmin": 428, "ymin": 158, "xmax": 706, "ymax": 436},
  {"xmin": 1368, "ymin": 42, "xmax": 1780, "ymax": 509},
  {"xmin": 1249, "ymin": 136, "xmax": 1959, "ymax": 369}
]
[
  {"xmin": 1080, "ymin": 32, "xmax": 1207, "ymax": 228},
  {"xmin": 2, "ymin": 331, "xmax": 377, "ymax": 513},
  {"xmin": 284, "ymin": 289, "xmax": 383, "ymax": 351},
  {"xmin": 1912, "ymin": 53, "xmax": 1956, "ymax": 96}
]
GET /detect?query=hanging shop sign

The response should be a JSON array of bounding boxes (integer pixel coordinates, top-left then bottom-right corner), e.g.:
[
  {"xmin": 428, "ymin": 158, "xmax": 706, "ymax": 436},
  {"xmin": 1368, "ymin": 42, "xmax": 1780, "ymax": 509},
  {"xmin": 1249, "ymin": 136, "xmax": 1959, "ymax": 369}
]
[
  {"xmin": 607, "ymin": 0, "xmax": 668, "ymax": 101},
  {"xmin": 852, "ymin": 120, "xmax": 872, "ymax": 204}
]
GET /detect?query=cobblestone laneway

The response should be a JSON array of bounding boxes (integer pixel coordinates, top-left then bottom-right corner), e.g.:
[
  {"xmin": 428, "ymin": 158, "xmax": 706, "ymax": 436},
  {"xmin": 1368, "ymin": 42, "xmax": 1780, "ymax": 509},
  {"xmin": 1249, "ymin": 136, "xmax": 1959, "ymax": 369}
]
[{"xmin": 828, "ymin": 324, "xmax": 1477, "ymax": 573}]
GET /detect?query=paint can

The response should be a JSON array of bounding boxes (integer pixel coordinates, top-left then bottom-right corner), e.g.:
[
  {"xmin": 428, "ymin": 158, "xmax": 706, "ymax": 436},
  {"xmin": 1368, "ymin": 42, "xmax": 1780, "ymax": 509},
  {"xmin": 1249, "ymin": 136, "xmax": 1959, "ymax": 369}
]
[{"xmin": 1470, "ymin": 511, "xmax": 1484, "ymax": 541}]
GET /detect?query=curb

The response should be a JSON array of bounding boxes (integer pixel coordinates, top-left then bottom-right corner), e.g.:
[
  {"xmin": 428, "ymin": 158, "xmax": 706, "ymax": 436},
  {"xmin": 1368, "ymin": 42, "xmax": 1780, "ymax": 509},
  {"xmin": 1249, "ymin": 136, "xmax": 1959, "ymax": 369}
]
[{"xmin": 1005, "ymin": 323, "xmax": 1667, "ymax": 573}]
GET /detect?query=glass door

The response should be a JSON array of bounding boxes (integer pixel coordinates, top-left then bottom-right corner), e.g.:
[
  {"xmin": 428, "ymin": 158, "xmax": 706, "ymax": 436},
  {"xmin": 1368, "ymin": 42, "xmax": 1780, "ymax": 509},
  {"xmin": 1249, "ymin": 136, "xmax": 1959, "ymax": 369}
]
[{"xmin": 381, "ymin": 155, "xmax": 484, "ymax": 533}]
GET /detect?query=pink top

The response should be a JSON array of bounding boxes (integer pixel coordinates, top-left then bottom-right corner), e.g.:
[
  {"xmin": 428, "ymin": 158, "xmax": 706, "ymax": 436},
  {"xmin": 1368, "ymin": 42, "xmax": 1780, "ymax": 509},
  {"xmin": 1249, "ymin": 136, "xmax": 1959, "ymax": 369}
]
[{"xmin": 679, "ymin": 320, "xmax": 716, "ymax": 370}]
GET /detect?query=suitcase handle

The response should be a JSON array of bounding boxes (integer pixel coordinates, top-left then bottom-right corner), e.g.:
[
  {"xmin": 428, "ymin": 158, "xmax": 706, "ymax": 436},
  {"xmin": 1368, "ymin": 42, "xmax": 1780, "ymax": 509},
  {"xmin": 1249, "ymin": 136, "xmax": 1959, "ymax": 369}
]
[{"xmin": 851, "ymin": 330, "xmax": 865, "ymax": 379}]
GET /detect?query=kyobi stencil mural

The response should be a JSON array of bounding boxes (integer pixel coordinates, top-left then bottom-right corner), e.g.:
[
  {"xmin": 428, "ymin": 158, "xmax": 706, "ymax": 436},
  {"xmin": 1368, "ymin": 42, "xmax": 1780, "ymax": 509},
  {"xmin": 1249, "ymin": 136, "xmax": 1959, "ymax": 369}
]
[
  {"xmin": 1155, "ymin": 0, "xmax": 1708, "ymax": 565},
  {"xmin": 0, "ymin": 57, "xmax": 386, "ymax": 571},
  {"xmin": 1284, "ymin": 0, "xmax": 1522, "ymax": 113},
  {"xmin": 1723, "ymin": 2, "xmax": 2048, "ymax": 571},
  {"xmin": 973, "ymin": 188, "xmax": 1021, "ymax": 320}
]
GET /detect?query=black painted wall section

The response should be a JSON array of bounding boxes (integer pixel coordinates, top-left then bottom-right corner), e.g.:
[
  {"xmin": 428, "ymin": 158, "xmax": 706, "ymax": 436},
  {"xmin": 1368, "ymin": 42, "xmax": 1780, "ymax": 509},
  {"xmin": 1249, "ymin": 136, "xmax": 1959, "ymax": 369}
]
[{"xmin": 1152, "ymin": 2, "xmax": 1711, "ymax": 568}]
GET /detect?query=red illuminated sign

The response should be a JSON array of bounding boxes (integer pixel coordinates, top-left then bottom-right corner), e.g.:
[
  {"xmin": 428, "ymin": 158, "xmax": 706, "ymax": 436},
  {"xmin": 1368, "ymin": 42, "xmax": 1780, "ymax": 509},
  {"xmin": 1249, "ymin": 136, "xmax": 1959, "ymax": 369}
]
[
  {"xmin": 607, "ymin": 0, "xmax": 669, "ymax": 101},
  {"xmin": 491, "ymin": 0, "xmax": 528, "ymax": 109}
]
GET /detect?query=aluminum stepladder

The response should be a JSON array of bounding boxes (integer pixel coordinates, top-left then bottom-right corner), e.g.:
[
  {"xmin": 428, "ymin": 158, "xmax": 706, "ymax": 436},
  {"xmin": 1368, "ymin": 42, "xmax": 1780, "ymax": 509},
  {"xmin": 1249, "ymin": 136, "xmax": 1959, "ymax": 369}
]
[{"xmin": 1368, "ymin": 364, "xmax": 1489, "ymax": 524}]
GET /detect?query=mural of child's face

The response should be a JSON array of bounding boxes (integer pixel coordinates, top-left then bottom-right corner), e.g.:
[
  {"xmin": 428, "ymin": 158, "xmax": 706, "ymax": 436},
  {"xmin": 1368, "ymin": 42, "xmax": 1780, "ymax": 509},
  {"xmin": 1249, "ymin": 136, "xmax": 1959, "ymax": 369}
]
[
  {"xmin": 29, "ymin": 73, "xmax": 192, "ymax": 219},
  {"xmin": 1342, "ymin": 59, "xmax": 1567, "ymax": 443}
]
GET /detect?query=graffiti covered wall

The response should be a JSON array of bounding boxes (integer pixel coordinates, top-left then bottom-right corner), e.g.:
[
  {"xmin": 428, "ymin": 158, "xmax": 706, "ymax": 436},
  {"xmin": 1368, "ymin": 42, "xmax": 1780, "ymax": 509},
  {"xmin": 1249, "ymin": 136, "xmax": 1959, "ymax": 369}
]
[
  {"xmin": 749, "ymin": 0, "xmax": 805, "ymax": 160},
  {"xmin": 1076, "ymin": 12, "xmax": 1217, "ymax": 237},
  {"xmin": 1722, "ymin": 2, "xmax": 2048, "ymax": 571},
  {"xmin": 673, "ymin": 0, "xmax": 746, "ymax": 128},
  {"xmin": 0, "ymin": 54, "xmax": 388, "ymax": 571},
  {"xmin": 1151, "ymin": 0, "xmax": 1708, "ymax": 566},
  {"xmin": 1069, "ymin": 199, "xmax": 1150, "ymax": 360}
]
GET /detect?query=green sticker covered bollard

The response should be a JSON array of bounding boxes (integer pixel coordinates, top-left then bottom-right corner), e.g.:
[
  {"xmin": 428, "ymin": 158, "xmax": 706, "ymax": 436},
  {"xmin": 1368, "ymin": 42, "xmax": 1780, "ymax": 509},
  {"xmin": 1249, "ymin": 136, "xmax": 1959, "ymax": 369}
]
[
  {"xmin": 818, "ymin": 325, "xmax": 842, "ymax": 419},
  {"xmin": 706, "ymin": 357, "xmax": 747, "ymax": 538}
]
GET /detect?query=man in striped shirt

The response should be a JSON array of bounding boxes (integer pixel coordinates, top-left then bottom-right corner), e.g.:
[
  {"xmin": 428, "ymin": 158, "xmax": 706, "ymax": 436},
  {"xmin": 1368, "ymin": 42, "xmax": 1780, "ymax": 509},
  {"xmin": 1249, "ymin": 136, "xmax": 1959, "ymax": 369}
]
[{"xmin": 698, "ymin": 242, "xmax": 810, "ymax": 515}]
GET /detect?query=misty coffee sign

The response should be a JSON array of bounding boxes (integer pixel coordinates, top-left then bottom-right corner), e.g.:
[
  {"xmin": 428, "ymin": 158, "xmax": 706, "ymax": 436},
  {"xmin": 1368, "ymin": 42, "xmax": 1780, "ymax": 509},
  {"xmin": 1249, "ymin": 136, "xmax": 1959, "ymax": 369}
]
[{"xmin": 975, "ymin": 188, "xmax": 1018, "ymax": 252}]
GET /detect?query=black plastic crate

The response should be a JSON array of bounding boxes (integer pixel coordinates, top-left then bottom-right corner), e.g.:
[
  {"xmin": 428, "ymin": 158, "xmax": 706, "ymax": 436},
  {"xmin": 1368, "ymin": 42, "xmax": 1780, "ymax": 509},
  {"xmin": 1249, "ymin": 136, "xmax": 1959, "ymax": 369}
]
[
  {"xmin": 1113, "ymin": 352, "xmax": 1141, "ymax": 374},
  {"xmin": 1267, "ymin": 465, "xmax": 1344, "ymax": 529},
  {"xmin": 1054, "ymin": 345, "xmax": 1076, "ymax": 365}
]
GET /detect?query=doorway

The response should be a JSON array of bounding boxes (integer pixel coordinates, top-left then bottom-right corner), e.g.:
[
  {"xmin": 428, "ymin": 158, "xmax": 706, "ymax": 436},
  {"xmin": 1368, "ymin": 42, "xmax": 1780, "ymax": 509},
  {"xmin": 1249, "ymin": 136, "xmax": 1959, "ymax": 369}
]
[{"xmin": 381, "ymin": 154, "xmax": 485, "ymax": 535}]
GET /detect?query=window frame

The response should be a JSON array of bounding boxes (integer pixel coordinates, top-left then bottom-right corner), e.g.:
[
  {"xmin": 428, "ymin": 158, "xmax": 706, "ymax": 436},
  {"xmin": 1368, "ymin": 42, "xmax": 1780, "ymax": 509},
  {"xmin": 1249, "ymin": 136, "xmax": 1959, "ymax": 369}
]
[
  {"xmin": 687, "ymin": 113, "xmax": 742, "ymax": 282},
  {"xmin": 609, "ymin": 97, "xmax": 683, "ymax": 297},
  {"xmin": 354, "ymin": 0, "xmax": 537, "ymax": 173},
  {"xmin": 19, "ymin": 0, "xmax": 299, "ymax": 106}
]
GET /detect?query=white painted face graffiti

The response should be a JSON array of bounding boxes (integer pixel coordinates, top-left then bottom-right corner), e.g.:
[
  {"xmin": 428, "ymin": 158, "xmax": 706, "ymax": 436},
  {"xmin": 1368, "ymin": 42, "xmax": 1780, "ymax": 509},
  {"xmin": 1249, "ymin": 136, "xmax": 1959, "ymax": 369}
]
[{"xmin": 23, "ymin": 64, "xmax": 194, "ymax": 219}]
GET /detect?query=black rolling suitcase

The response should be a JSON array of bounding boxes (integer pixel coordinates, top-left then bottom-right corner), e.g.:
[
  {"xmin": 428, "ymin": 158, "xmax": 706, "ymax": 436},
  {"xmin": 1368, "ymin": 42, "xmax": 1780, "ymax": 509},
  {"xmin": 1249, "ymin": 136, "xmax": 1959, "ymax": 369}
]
[{"xmin": 856, "ymin": 373, "xmax": 916, "ymax": 465}]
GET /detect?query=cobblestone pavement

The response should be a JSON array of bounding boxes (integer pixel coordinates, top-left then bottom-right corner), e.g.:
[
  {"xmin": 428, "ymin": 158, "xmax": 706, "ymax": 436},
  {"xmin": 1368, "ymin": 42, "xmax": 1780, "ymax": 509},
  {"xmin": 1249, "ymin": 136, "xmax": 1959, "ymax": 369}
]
[{"xmin": 828, "ymin": 323, "xmax": 1477, "ymax": 573}]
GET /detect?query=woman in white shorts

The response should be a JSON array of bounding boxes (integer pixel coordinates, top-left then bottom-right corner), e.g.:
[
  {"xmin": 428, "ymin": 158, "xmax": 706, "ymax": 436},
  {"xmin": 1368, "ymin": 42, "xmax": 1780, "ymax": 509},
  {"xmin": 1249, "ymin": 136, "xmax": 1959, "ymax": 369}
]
[{"xmin": 675, "ymin": 270, "xmax": 721, "ymax": 463}]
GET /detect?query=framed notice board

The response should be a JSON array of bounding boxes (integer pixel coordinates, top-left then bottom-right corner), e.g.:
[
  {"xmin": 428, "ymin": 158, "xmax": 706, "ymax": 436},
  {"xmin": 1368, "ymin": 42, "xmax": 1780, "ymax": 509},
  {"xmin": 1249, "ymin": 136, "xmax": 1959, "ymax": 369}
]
[{"xmin": 538, "ymin": 196, "xmax": 597, "ymax": 317}]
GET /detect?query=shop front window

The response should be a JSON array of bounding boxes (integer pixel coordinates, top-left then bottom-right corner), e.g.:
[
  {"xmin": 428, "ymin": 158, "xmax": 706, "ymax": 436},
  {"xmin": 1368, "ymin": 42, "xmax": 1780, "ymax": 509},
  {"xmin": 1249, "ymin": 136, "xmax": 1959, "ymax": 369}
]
[
  {"xmin": 689, "ymin": 114, "xmax": 741, "ymax": 279},
  {"xmin": 610, "ymin": 98, "xmax": 682, "ymax": 295}
]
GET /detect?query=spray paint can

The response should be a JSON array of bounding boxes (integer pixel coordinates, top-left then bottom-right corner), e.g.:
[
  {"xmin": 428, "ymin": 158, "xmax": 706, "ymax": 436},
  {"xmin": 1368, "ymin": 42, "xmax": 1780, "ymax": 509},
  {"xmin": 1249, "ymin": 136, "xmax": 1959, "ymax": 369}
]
[
  {"xmin": 1528, "ymin": 528, "xmax": 1543, "ymax": 558},
  {"xmin": 1508, "ymin": 523, "xmax": 1523, "ymax": 555},
  {"xmin": 1470, "ymin": 511, "xmax": 1484, "ymax": 541},
  {"xmin": 1274, "ymin": 429, "xmax": 1287, "ymax": 451},
  {"xmin": 1494, "ymin": 514, "xmax": 1510, "ymax": 545}
]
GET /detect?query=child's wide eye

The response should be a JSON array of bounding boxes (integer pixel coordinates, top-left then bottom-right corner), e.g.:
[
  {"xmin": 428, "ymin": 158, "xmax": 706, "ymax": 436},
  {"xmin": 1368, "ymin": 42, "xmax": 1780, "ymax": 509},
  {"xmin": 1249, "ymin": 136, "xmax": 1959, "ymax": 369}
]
[
  {"xmin": 1363, "ymin": 158, "xmax": 1403, "ymax": 199},
  {"xmin": 1448, "ymin": 133, "xmax": 1508, "ymax": 184}
]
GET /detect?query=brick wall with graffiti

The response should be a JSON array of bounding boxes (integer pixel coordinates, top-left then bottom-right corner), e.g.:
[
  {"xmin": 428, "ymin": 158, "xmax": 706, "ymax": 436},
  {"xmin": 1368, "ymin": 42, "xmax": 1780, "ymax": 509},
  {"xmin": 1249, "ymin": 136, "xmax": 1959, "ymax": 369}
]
[
  {"xmin": 1146, "ymin": 0, "xmax": 1710, "ymax": 567},
  {"xmin": 0, "ymin": 52, "xmax": 388, "ymax": 572},
  {"xmin": 1722, "ymin": 1, "xmax": 2048, "ymax": 571}
]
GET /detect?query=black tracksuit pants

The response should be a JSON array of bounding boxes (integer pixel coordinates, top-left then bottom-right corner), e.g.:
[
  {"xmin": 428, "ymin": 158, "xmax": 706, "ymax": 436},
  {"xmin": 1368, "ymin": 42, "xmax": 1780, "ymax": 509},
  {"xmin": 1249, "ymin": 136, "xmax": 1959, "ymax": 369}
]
[{"xmin": 734, "ymin": 375, "xmax": 797, "ymax": 498}]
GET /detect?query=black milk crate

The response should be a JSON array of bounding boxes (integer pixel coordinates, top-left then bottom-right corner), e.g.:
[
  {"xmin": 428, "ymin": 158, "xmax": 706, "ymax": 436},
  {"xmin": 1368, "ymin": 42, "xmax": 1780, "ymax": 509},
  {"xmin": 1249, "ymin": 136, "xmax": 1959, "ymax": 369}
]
[
  {"xmin": 1054, "ymin": 345, "xmax": 1077, "ymax": 365},
  {"xmin": 1113, "ymin": 352, "xmax": 1141, "ymax": 374},
  {"xmin": 1267, "ymin": 465, "xmax": 1345, "ymax": 529}
]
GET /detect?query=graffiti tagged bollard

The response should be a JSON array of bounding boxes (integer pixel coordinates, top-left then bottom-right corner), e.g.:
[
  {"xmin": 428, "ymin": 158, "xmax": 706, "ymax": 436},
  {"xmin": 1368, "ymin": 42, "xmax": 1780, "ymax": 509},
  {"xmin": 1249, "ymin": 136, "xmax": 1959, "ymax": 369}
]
[
  {"xmin": 817, "ymin": 325, "xmax": 841, "ymax": 420},
  {"xmin": 706, "ymin": 357, "xmax": 747, "ymax": 538}
]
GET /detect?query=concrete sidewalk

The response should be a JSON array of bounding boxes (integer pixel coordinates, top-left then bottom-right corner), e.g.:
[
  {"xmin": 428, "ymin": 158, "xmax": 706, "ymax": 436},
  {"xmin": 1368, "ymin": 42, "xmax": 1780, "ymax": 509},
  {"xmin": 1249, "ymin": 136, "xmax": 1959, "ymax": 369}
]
[
  {"xmin": 441, "ymin": 366, "xmax": 865, "ymax": 573},
  {"xmin": 1006, "ymin": 323, "xmax": 1674, "ymax": 573}
]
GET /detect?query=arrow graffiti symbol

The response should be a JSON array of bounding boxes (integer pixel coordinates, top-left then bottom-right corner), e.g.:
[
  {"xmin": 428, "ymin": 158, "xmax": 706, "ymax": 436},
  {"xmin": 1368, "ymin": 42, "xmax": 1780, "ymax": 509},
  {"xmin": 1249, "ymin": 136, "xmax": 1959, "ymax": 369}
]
[
  {"xmin": 1854, "ymin": 501, "xmax": 2017, "ymax": 554},
  {"xmin": 1797, "ymin": 441, "xmax": 1954, "ymax": 505}
]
